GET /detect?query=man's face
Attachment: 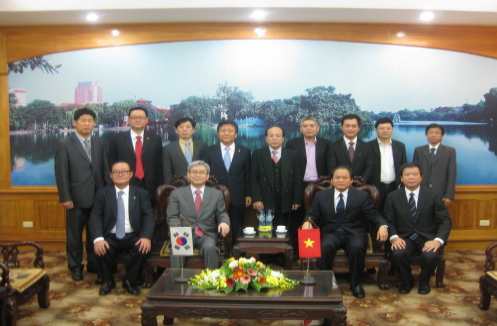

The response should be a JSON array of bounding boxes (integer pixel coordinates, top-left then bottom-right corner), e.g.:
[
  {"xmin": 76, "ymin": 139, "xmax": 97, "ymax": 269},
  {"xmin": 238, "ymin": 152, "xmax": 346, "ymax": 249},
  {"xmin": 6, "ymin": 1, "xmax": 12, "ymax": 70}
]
[
  {"xmin": 375, "ymin": 123, "xmax": 393, "ymax": 141},
  {"xmin": 300, "ymin": 120, "xmax": 320, "ymax": 139},
  {"xmin": 426, "ymin": 127, "xmax": 444, "ymax": 145},
  {"xmin": 175, "ymin": 121, "xmax": 195, "ymax": 141},
  {"xmin": 401, "ymin": 167, "xmax": 423, "ymax": 190},
  {"xmin": 332, "ymin": 168, "xmax": 353, "ymax": 192},
  {"xmin": 127, "ymin": 109, "xmax": 148, "ymax": 131},
  {"xmin": 110, "ymin": 162, "xmax": 133, "ymax": 188},
  {"xmin": 341, "ymin": 118, "xmax": 360, "ymax": 140},
  {"xmin": 265, "ymin": 127, "xmax": 285, "ymax": 150},
  {"xmin": 73, "ymin": 114, "xmax": 95, "ymax": 137},
  {"xmin": 187, "ymin": 165, "xmax": 209, "ymax": 188},
  {"xmin": 218, "ymin": 124, "xmax": 237, "ymax": 146}
]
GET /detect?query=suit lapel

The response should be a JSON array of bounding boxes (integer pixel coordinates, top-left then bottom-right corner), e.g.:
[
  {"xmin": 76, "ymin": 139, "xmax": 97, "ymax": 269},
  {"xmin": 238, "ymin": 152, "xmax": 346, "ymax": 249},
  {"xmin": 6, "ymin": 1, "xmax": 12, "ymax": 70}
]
[
  {"xmin": 230, "ymin": 144, "xmax": 242, "ymax": 173},
  {"xmin": 108, "ymin": 187, "xmax": 118, "ymax": 221},
  {"xmin": 125, "ymin": 131, "xmax": 135, "ymax": 156},
  {"xmin": 70, "ymin": 133, "xmax": 91, "ymax": 164},
  {"xmin": 182, "ymin": 187, "xmax": 198, "ymax": 217},
  {"xmin": 216, "ymin": 144, "xmax": 228, "ymax": 172},
  {"xmin": 262, "ymin": 149, "xmax": 275, "ymax": 190},
  {"xmin": 339, "ymin": 139, "xmax": 352, "ymax": 164},
  {"xmin": 415, "ymin": 188, "xmax": 428, "ymax": 223},
  {"xmin": 280, "ymin": 148, "xmax": 290, "ymax": 193},
  {"xmin": 433, "ymin": 144, "xmax": 445, "ymax": 164},
  {"xmin": 422, "ymin": 145, "xmax": 431, "ymax": 163},
  {"xmin": 172, "ymin": 141, "xmax": 188, "ymax": 165},
  {"xmin": 199, "ymin": 187, "xmax": 213, "ymax": 217},
  {"xmin": 141, "ymin": 131, "xmax": 150, "ymax": 154},
  {"xmin": 399, "ymin": 190, "xmax": 415, "ymax": 225},
  {"xmin": 297, "ymin": 138, "xmax": 307, "ymax": 163},
  {"xmin": 372, "ymin": 140, "xmax": 380, "ymax": 158},
  {"xmin": 192, "ymin": 140, "xmax": 202, "ymax": 160},
  {"xmin": 128, "ymin": 186, "xmax": 137, "ymax": 224}
]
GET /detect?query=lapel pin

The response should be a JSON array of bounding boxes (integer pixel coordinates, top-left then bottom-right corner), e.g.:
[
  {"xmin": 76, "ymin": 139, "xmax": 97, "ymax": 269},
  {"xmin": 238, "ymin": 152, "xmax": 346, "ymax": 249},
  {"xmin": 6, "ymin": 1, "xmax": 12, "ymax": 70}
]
[{"xmin": 134, "ymin": 196, "xmax": 136, "ymax": 200}]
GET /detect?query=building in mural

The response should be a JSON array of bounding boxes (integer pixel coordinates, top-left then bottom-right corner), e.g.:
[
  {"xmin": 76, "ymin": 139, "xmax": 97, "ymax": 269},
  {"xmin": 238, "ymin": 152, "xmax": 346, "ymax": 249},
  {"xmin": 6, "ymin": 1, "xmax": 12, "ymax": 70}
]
[{"xmin": 74, "ymin": 81, "xmax": 102, "ymax": 104}]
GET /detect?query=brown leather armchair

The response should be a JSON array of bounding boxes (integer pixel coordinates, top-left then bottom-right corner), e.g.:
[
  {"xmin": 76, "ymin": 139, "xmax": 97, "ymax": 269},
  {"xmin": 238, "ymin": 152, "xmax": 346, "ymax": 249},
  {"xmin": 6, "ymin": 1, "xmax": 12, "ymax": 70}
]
[
  {"xmin": 479, "ymin": 241, "xmax": 497, "ymax": 309},
  {"xmin": 142, "ymin": 175, "xmax": 229, "ymax": 288}
]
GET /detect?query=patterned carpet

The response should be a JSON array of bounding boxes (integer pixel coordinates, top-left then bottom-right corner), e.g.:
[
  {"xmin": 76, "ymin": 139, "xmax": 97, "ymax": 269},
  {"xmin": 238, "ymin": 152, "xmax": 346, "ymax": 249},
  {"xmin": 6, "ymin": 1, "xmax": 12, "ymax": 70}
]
[{"xmin": 9, "ymin": 250, "xmax": 497, "ymax": 326}]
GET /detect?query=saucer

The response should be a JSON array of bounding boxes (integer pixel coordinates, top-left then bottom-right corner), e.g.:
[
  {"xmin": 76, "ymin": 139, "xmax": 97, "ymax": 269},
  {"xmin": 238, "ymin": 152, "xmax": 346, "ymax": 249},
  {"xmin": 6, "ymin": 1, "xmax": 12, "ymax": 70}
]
[
  {"xmin": 243, "ymin": 231, "xmax": 256, "ymax": 235},
  {"xmin": 275, "ymin": 230, "xmax": 287, "ymax": 233}
]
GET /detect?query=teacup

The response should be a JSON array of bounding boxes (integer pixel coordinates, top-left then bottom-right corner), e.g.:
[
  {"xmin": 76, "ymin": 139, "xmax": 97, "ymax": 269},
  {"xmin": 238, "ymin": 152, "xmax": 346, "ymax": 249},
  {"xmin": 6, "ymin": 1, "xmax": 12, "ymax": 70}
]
[
  {"xmin": 243, "ymin": 227, "xmax": 255, "ymax": 233},
  {"xmin": 276, "ymin": 225, "xmax": 287, "ymax": 232}
]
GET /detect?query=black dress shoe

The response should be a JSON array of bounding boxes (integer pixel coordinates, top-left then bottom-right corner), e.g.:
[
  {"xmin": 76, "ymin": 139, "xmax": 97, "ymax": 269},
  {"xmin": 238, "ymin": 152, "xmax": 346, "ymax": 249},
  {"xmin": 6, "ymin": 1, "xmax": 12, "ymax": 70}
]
[
  {"xmin": 99, "ymin": 281, "xmax": 116, "ymax": 295},
  {"xmin": 418, "ymin": 285, "xmax": 431, "ymax": 295},
  {"xmin": 350, "ymin": 284, "xmax": 365, "ymax": 298},
  {"xmin": 71, "ymin": 267, "xmax": 84, "ymax": 281},
  {"xmin": 398, "ymin": 287, "xmax": 411, "ymax": 294},
  {"xmin": 123, "ymin": 279, "xmax": 140, "ymax": 295}
]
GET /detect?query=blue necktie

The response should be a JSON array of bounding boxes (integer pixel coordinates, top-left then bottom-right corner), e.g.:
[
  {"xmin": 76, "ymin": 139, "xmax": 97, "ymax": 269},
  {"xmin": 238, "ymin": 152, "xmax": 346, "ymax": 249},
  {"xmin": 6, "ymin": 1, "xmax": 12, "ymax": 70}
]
[
  {"xmin": 223, "ymin": 147, "xmax": 231, "ymax": 171},
  {"xmin": 185, "ymin": 141, "xmax": 192, "ymax": 164},
  {"xmin": 409, "ymin": 192, "xmax": 417, "ymax": 221},
  {"xmin": 116, "ymin": 191, "xmax": 125, "ymax": 239},
  {"xmin": 336, "ymin": 193, "xmax": 345, "ymax": 219}
]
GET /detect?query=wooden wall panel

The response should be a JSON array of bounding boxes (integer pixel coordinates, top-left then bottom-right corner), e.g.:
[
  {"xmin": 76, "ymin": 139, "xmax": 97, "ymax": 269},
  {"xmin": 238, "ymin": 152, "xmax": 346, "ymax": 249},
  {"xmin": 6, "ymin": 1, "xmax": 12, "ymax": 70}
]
[
  {"xmin": 35, "ymin": 200, "xmax": 66, "ymax": 230},
  {"xmin": 448, "ymin": 199, "xmax": 476, "ymax": 230},
  {"xmin": 0, "ymin": 200, "xmax": 19, "ymax": 228}
]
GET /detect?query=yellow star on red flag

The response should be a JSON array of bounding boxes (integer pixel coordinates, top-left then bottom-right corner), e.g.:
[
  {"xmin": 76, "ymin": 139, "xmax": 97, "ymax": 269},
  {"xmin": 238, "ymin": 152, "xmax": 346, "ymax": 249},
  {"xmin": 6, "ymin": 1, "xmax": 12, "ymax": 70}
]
[{"xmin": 304, "ymin": 238, "xmax": 315, "ymax": 248}]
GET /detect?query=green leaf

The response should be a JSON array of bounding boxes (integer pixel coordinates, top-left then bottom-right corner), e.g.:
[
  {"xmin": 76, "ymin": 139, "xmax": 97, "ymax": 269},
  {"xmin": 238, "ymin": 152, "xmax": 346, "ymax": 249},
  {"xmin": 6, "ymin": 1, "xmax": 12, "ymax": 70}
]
[{"xmin": 235, "ymin": 282, "xmax": 249, "ymax": 292}]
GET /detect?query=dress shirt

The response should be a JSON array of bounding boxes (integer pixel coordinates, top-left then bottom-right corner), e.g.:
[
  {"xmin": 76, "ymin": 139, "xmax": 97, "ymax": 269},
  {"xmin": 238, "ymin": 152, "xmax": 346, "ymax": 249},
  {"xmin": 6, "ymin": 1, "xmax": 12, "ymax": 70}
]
[
  {"xmin": 334, "ymin": 188, "xmax": 348, "ymax": 211},
  {"xmin": 179, "ymin": 138, "xmax": 194, "ymax": 156},
  {"xmin": 190, "ymin": 185, "xmax": 206, "ymax": 201},
  {"xmin": 75, "ymin": 132, "xmax": 91, "ymax": 150},
  {"xmin": 130, "ymin": 130, "xmax": 144, "ymax": 151},
  {"xmin": 303, "ymin": 137, "xmax": 318, "ymax": 182},
  {"xmin": 378, "ymin": 138, "xmax": 395, "ymax": 183},
  {"xmin": 220, "ymin": 142, "xmax": 235, "ymax": 161},
  {"xmin": 343, "ymin": 136, "xmax": 357, "ymax": 151},
  {"xmin": 429, "ymin": 143, "xmax": 440, "ymax": 155},
  {"xmin": 268, "ymin": 147, "xmax": 282, "ymax": 161}
]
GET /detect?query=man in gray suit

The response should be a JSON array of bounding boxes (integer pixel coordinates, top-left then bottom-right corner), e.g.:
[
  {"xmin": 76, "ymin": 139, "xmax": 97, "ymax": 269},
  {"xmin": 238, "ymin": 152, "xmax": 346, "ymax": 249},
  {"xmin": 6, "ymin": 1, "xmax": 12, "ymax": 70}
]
[
  {"xmin": 167, "ymin": 160, "xmax": 230, "ymax": 270},
  {"xmin": 55, "ymin": 108, "xmax": 111, "ymax": 281},
  {"xmin": 413, "ymin": 123, "xmax": 457, "ymax": 206},
  {"xmin": 162, "ymin": 117, "xmax": 207, "ymax": 184}
]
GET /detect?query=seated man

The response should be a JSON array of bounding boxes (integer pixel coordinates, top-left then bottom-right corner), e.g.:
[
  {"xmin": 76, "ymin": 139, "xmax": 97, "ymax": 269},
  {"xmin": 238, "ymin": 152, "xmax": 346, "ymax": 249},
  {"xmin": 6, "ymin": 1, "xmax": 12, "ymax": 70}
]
[
  {"xmin": 384, "ymin": 162, "xmax": 452, "ymax": 295},
  {"xmin": 167, "ymin": 160, "xmax": 230, "ymax": 270},
  {"xmin": 302, "ymin": 165, "xmax": 388, "ymax": 298},
  {"xmin": 89, "ymin": 161, "xmax": 155, "ymax": 296}
]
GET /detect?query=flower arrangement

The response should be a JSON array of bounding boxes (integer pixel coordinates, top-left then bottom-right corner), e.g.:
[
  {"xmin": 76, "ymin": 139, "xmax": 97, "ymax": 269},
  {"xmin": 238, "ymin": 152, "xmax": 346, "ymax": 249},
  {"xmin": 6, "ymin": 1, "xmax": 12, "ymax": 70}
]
[{"xmin": 188, "ymin": 257, "xmax": 299, "ymax": 294}]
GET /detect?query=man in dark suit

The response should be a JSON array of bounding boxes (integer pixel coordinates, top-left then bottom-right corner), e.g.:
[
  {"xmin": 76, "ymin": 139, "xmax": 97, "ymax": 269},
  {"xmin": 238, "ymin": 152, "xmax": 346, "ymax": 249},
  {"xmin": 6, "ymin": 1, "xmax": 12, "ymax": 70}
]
[
  {"xmin": 162, "ymin": 117, "xmax": 207, "ymax": 184},
  {"xmin": 330, "ymin": 114, "xmax": 373, "ymax": 184},
  {"xmin": 303, "ymin": 166, "xmax": 388, "ymax": 298},
  {"xmin": 384, "ymin": 162, "xmax": 452, "ymax": 294},
  {"xmin": 286, "ymin": 116, "xmax": 332, "ymax": 259},
  {"xmin": 368, "ymin": 117, "xmax": 407, "ymax": 212},
  {"xmin": 107, "ymin": 107, "xmax": 163, "ymax": 207},
  {"xmin": 413, "ymin": 123, "xmax": 457, "ymax": 206},
  {"xmin": 167, "ymin": 161, "xmax": 230, "ymax": 270},
  {"xmin": 202, "ymin": 120, "xmax": 251, "ymax": 245},
  {"xmin": 89, "ymin": 161, "xmax": 155, "ymax": 295},
  {"xmin": 55, "ymin": 108, "xmax": 111, "ymax": 281}
]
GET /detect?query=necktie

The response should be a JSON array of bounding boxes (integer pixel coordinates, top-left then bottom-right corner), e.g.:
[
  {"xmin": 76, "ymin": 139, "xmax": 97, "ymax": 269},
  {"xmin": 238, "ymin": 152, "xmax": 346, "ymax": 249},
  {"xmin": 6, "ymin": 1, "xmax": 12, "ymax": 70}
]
[
  {"xmin": 116, "ymin": 191, "xmax": 125, "ymax": 239},
  {"xmin": 409, "ymin": 192, "xmax": 417, "ymax": 221},
  {"xmin": 185, "ymin": 142, "xmax": 192, "ymax": 164},
  {"xmin": 272, "ymin": 150, "xmax": 279, "ymax": 163},
  {"xmin": 224, "ymin": 147, "xmax": 231, "ymax": 171},
  {"xmin": 135, "ymin": 136, "xmax": 144, "ymax": 179},
  {"xmin": 84, "ymin": 138, "xmax": 91, "ymax": 162},
  {"xmin": 194, "ymin": 189, "xmax": 205, "ymax": 237},
  {"xmin": 336, "ymin": 193, "xmax": 345, "ymax": 219},
  {"xmin": 430, "ymin": 147, "xmax": 436, "ymax": 164},
  {"xmin": 348, "ymin": 142, "xmax": 355, "ymax": 162}
]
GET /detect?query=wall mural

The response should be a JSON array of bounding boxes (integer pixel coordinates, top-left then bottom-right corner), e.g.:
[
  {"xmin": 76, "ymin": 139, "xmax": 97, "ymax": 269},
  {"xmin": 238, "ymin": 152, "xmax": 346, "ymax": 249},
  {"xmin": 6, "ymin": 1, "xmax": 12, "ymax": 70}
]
[{"xmin": 8, "ymin": 40, "xmax": 497, "ymax": 186}]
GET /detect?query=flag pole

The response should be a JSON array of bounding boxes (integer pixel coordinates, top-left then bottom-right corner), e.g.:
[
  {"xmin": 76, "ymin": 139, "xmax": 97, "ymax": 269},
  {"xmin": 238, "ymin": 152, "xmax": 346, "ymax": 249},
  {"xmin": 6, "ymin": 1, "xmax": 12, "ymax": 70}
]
[
  {"xmin": 300, "ymin": 257, "xmax": 315, "ymax": 285},
  {"xmin": 174, "ymin": 255, "xmax": 188, "ymax": 283}
]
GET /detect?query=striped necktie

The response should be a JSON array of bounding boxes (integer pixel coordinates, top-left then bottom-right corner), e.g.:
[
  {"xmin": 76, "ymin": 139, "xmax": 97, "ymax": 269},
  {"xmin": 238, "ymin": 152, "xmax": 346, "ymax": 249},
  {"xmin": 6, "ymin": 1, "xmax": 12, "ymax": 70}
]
[{"xmin": 409, "ymin": 192, "xmax": 417, "ymax": 221}]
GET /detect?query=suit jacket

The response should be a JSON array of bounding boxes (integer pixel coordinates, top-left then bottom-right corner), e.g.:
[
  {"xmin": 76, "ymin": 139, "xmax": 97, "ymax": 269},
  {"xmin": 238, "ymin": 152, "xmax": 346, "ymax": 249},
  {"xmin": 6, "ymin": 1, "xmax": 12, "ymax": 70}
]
[
  {"xmin": 383, "ymin": 187, "xmax": 452, "ymax": 243},
  {"xmin": 250, "ymin": 147, "xmax": 302, "ymax": 213},
  {"xmin": 330, "ymin": 138, "xmax": 373, "ymax": 183},
  {"xmin": 107, "ymin": 130, "xmax": 163, "ymax": 200},
  {"xmin": 166, "ymin": 186, "xmax": 230, "ymax": 242},
  {"xmin": 306, "ymin": 187, "xmax": 387, "ymax": 238},
  {"xmin": 88, "ymin": 185, "xmax": 155, "ymax": 241},
  {"xmin": 55, "ymin": 133, "xmax": 111, "ymax": 208},
  {"xmin": 285, "ymin": 136, "xmax": 333, "ymax": 182},
  {"xmin": 412, "ymin": 144, "xmax": 457, "ymax": 200},
  {"xmin": 368, "ymin": 138, "xmax": 407, "ymax": 188},
  {"xmin": 162, "ymin": 139, "xmax": 207, "ymax": 184},
  {"xmin": 201, "ymin": 143, "xmax": 251, "ymax": 207}
]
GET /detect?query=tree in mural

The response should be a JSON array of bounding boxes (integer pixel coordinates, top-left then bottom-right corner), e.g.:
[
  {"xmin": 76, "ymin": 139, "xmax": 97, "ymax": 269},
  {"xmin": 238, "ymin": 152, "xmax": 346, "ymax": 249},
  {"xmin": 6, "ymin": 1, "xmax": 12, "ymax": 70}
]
[
  {"xmin": 483, "ymin": 87, "xmax": 497, "ymax": 121},
  {"xmin": 8, "ymin": 56, "xmax": 61, "ymax": 74},
  {"xmin": 169, "ymin": 96, "xmax": 216, "ymax": 128},
  {"xmin": 215, "ymin": 82, "xmax": 255, "ymax": 120}
]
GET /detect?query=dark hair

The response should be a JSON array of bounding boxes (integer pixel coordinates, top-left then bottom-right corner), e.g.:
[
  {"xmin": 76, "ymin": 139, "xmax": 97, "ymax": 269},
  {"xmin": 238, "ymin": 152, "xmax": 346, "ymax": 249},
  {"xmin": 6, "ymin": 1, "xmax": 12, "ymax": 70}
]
[
  {"xmin": 74, "ymin": 108, "xmax": 96, "ymax": 121},
  {"xmin": 400, "ymin": 162, "xmax": 423, "ymax": 176},
  {"xmin": 265, "ymin": 126, "xmax": 285, "ymax": 137},
  {"xmin": 375, "ymin": 117, "xmax": 394, "ymax": 128},
  {"xmin": 341, "ymin": 114, "xmax": 361, "ymax": 127},
  {"xmin": 111, "ymin": 161, "xmax": 132, "ymax": 172},
  {"xmin": 300, "ymin": 116, "xmax": 319, "ymax": 126},
  {"xmin": 217, "ymin": 120, "xmax": 238, "ymax": 133},
  {"xmin": 174, "ymin": 117, "xmax": 196, "ymax": 129},
  {"xmin": 332, "ymin": 165, "xmax": 353, "ymax": 178},
  {"xmin": 425, "ymin": 123, "xmax": 445, "ymax": 135},
  {"xmin": 128, "ymin": 106, "xmax": 148, "ymax": 118}
]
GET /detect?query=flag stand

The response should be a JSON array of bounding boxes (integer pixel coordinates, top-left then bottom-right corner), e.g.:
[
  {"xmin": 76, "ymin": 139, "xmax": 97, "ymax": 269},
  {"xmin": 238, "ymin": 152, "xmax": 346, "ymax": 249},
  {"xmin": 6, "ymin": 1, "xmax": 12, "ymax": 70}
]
[
  {"xmin": 298, "ymin": 217, "xmax": 320, "ymax": 285},
  {"xmin": 174, "ymin": 256, "xmax": 189, "ymax": 283},
  {"xmin": 300, "ymin": 258, "xmax": 316, "ymax": 285}
]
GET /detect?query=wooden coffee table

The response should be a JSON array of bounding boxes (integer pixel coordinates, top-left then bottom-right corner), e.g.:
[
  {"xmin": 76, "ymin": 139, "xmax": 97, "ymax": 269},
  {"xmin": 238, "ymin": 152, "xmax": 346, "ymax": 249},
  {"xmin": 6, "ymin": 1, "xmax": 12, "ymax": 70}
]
[
  {"xmin": 232, "ymin": 228, "xmax": 294, "ymax": 269},
  {"xmin": 141, "ymin": 268, "xmax": 346, "ymax": 326}
]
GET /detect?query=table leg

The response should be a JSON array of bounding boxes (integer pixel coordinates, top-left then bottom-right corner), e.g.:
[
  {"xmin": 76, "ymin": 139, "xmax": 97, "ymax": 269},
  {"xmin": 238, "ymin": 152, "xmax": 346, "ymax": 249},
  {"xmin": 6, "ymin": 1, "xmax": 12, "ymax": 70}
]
[
  {"xmin": 163, "ymin": 316, "xmax": 174, "ymax": 325},
  {"xmin": 141, "ymin": 303, "xmax": 158, "ymax": 326},
  {"xmin": 327, "ymin": 305, "xmax": 347, "ymax": 326}
]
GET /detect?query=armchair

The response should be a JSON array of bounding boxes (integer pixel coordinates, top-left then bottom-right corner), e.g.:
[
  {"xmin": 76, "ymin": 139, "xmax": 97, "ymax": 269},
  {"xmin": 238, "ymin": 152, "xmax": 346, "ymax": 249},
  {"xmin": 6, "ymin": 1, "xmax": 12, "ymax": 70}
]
[{"xmin": 479, "ymin": 241, "xmax": 497, "ymax": 310}]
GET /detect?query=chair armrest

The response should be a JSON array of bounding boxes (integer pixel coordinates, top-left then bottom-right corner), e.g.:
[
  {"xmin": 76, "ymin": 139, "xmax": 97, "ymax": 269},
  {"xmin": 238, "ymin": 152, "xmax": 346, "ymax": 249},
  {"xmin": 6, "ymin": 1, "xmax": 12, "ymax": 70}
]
[
  {"xmin": 484, "ymin": 242, "xmax": 497, "ymax": 271},
  {"xmin": 0, "ymin": 241, "xmax": 44, "ymax": 268},
  {"xmin": 0, "ymin": 261, "xmax": 11, "ymax": 291}
]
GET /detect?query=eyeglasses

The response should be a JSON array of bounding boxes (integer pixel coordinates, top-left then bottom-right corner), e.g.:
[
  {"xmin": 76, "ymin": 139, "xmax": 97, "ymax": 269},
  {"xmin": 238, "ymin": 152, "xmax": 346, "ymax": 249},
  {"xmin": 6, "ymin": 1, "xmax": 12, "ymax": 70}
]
[
  {"xmin": 111, "ymin": 170, "xmax": 131, "ymax": 175},
  {"xmin": 377, "ymin": 127, "xmax": 392, "ymax": 131},
  {"xmin": 189, "ymin": 170, "xmax": 207, "ymax": 176},
  {"xmin": 129, "ymin": 116, "xmax": 147, "ymax": 121}
]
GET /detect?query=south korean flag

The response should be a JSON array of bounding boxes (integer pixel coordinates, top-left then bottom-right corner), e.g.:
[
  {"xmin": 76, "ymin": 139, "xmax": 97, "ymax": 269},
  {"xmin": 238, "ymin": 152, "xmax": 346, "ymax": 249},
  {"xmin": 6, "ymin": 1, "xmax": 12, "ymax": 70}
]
[{"xmin": 170, "ymin": 227, "xmax": 194, "ymax": 256}]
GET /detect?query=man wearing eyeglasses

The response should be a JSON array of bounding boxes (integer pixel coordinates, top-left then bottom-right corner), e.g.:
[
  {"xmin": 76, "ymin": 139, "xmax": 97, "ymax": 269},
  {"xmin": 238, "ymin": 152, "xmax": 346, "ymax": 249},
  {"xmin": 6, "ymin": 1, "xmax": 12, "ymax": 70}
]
[
  {"xmin": 167, "ymin": 160, "xmax": 230, "ymax": 270},
  {"xmin": 108, "ymin": 107, "xmax": 163, "ymax": 208},
  {"xmin": 89, "ymin": 161, "xmax": 155, "ymax": 296}
]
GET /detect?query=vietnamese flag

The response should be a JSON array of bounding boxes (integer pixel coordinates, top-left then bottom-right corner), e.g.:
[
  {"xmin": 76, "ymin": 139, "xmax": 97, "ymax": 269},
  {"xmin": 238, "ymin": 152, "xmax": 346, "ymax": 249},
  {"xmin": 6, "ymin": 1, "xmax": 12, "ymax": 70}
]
[{"xmin": 298, "ymin": 228, "xmax": 321, "ymax": 258}]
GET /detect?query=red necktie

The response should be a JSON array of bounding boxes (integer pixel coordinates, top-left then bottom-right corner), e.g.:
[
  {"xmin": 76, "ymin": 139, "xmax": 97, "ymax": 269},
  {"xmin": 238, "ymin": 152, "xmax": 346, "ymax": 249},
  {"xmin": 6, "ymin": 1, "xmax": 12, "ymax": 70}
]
[
  {"xmin": 194, "ymin": 189, "xmax": 205, "ymax": 237},
  {"xmin": 272, "ymin": 150, "xmax": 279, "ymax": 163},
  {"xmin": 135, "ymin": 136, "xmax": 144, "ymax": 179}
]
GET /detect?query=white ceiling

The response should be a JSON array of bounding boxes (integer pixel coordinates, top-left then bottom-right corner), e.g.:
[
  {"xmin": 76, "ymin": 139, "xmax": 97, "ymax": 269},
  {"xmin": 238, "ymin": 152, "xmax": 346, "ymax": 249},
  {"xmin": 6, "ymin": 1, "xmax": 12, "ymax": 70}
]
[{"xmin": 1, "ymin": 0, "xmax": 497, "ymax": 26}]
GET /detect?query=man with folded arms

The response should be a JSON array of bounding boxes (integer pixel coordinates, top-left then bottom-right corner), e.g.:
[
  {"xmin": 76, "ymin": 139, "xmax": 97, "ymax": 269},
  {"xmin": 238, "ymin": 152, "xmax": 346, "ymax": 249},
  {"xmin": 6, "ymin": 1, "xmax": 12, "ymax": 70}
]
[{"xmin": 384, "ymin": 162, "xmax": 452, "ymax": 295}]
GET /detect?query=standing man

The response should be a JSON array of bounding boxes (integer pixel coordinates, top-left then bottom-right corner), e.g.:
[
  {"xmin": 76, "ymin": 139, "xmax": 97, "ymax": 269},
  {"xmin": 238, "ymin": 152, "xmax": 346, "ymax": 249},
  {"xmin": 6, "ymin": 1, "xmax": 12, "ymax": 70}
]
[
  {"xmin": 286, "ymin": 116, "xmax": 333, "ymax": 260},
  {"xmin": 107, "ymin": 107, "xmax": 163, "ymax": 208},
  {"xmin": 202, "ymin": 120, "xmax": 251, "ymax": 245},
  {"xmin": 55, "ymin": 108, "xmax": 111, "ymax": 281},
  {"xmin": 384, "ymin": 163, "xmax": 452, "ymax": 294},
  {"xmin": 413, "ymin": 123, "xmax": 457, "ymax": 206},
  {"xmin": 162, "ymin": 117, "xmax": 207, "ymax": 184},
  {"xmin": 303, "ymin": 166, "xmax": 388, "ymax": 298},
  {"xmin": 330, "ymin": 114, "xmax": 373, "ymax": 184},
  {"xmin": 368, "ymin": 117, "xmax": 407, "ymax": 211},
  {"xmin": 89, "ymin": 162, "xmax": 155, "ymax": 295},
  {"xmin": 167, "ymin": 161, "xmax": 230, "ymax": 270}
]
